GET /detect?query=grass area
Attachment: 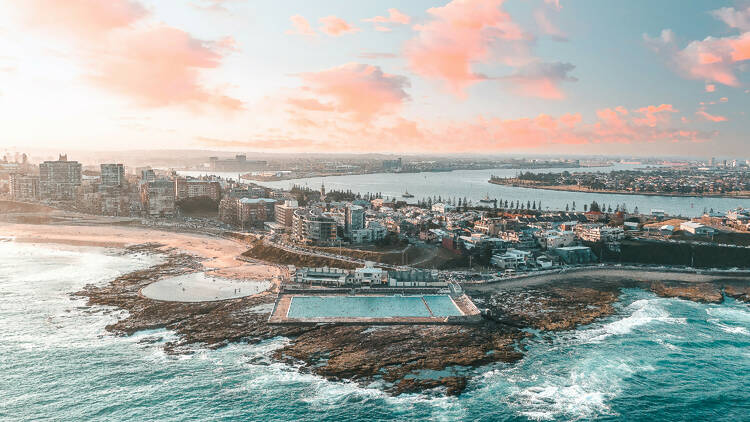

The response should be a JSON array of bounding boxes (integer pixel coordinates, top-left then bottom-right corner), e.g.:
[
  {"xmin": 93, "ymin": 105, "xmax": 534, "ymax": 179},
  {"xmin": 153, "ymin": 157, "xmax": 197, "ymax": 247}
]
[{"xmin": 241, "ymin": 239, "xmax": 358, "ymax": 269}]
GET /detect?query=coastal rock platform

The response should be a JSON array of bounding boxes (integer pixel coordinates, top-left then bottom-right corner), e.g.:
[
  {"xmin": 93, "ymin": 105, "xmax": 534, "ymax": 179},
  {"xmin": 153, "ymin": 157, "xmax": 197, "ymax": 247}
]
[{"xmin": 76, "ymin": 244, "xmax": 750, "ymax": 397}]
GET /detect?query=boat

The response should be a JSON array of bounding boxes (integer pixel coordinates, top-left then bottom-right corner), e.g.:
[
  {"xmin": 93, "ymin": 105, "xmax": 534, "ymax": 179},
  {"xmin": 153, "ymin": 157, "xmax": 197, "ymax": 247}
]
[
  {"xmin": 402, "ymin": 190, "xmax": 415, "ymax": 198},
  {"xmin": 478, "ymin": 194, "xmax": 494, "ymax": 204}
]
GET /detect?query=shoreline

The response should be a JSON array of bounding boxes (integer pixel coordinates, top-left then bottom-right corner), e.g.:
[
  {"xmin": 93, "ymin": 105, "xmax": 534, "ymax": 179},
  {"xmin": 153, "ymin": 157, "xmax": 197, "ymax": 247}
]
[
  {"xmin": 0, "ymin": 220, "xmax": 281, "ymax": 282},
  {"xmin": 488, "ymin": 179, "xmax": 750, "ymax": 199},
  {"xmin": 3, "ymin": 218, "xmax": 749, "ymax": 396}
]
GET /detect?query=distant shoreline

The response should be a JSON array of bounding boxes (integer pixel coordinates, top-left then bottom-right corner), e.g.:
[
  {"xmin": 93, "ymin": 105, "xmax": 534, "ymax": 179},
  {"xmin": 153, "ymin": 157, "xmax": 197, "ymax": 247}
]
[
  {"xmin": 488, "ymin": 179, "xmax": 750, "ymax": 199},
  {"xmin": 238, "ymin": 164, "xmax": 612, "ymax": 183}
]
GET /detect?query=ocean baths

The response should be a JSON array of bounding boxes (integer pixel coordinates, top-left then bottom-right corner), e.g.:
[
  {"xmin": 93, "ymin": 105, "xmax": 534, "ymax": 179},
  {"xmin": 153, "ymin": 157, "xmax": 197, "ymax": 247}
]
[{"xmin": 269, "ymin": 292, "xmax": 482, "ymax": 325}]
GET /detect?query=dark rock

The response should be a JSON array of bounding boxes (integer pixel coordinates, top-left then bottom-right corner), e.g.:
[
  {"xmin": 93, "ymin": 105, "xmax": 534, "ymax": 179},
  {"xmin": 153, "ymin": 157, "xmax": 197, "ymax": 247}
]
[{"xmin": 650, "ymin": 282, "xmax": 723, "ymax": 303}]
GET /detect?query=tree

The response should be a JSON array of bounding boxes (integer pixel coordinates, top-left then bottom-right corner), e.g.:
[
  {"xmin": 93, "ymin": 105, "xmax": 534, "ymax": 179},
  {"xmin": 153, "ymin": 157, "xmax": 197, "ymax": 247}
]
[
  {"xmin": 566, "ymin": 204, "xmax": 570, "ymax": 211},
  {"xmin": 589, "ymin": 201, "xmax": 601, "ymax": 212},
  {"xmin": 572, "ymin": 201, "xmax": 576, "ymax": 211},
  {"xmin": 584, "ymin": 204, "xmax": 588, "ymax": 212}
]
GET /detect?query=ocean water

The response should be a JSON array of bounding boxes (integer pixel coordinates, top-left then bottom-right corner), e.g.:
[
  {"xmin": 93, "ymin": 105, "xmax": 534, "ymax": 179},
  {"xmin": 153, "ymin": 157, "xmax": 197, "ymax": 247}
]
[{"xmin": 1, "ymin": 242, "xmax": 749, "ymax": 421}]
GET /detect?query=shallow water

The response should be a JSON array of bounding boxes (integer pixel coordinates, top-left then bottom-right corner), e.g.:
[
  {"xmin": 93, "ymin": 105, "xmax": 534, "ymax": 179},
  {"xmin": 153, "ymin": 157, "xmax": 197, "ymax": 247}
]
[
  {"xmin": 141, "ymin": 272, "xmax": 271, "ymax": 303},
  {"xmin": 1, "ymin": 242, "xmax": 749, "ymax": 421}
]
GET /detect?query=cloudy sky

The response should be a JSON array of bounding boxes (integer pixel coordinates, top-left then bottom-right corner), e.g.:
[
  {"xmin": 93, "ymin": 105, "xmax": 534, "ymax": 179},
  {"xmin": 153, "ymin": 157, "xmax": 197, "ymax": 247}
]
[{"xmin": 0, "ymin": 0, "xmax": 748, "ymax": 156}]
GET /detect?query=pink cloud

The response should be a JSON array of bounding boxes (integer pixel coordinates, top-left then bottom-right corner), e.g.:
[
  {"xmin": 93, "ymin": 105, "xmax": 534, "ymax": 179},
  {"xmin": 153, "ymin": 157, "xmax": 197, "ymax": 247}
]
[
  {"xmin": 266, "ymin": 87, "xmax": 710, "ymax": 152},
  {"xmin": 632, "ymin": 104, "xmax": 677, "ymax": 127},
  {"xmin": 364, "ymin": 8, "xmax": 410, "ymax": 25},
  {"xmin": 645, "ymin": 7, "xmax": 750, "ymax": 87},
  {"xmin": 15, "ymin": 0, "xmax": 241, "ymax": 111},
  {"xmin": 428, "ymin": 104, "xmax": 704, "ymax": 152},
  {"xmin": 696, "ymin": 110, "xmax": 728, "ymax": 122},
  {"xmin": 705, "ymin": 83, "xmax": 716, "ymax": 92},
  {"xmin": 319, "ymin": 16, "xmax": 359, "ymax": 36},
  {"xmin": 405, "ymin": 0, "xmax": 530, "ymax": 97},
  {"xmin": 295, "ymin": 63, "xmax": 410, "ymax": 121},
  {"xmin": 19, "ymin": 0, "xmax": 147, "ymax": 37},
  {"xmin": 375, "ymin": 26, "xmax": 392, "ymax": 33},
  {"xmin": 287, "ymin": 15, "xmax": 316, "ymax": 36}
]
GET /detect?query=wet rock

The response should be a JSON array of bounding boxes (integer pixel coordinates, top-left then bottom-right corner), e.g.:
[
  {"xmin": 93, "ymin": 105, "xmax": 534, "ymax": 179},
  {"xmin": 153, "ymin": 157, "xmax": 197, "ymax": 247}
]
[
  {"xmin": 724, "ymin": 284, "xmax": 750, "ymax": 302},
  {"xmin": 650, "ymin": 282, "xmax": 723, "ymax": 304},
  {"xmin": 393, "ymin": 376, "xmax": 467, "ymax": 396},
  {"xmin": 477, "ymin": 285, "xmax": 619, "ymax": 331},
  {"xmin": 273, "ymin": 323, "xmax": 524, "ymax": 396}
]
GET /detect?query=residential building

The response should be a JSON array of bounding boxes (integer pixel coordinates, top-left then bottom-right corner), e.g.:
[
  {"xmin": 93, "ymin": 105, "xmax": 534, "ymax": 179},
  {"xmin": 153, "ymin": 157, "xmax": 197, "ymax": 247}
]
[
  {"xmin": 140, "ymin": 179, "xmax": 175, "ymax": 217},
  {"xmin": 350, "ymin": 221, "xmax": 387, "ymax": 244},
  {"xmin": 238, "ymin": 198, "xmax": 277, "ymax": 227},
  {"xmin": 174, "ymin": 177, "xmax": 222, "ymax": 201},
  {"xmin": 292, "ymin": 208, "xmax": 337, "ymax": 244},
  {"xmin": 551, "ymin": 246, "xmax": 597, "ymax": 264},
  {"xmin": 39, "ymin": 154, "xmax": 82, "ymax": 201},
  {"xmin": 680, "ymin": 221, "xmax": 716, "ymax": 236},
  {"xmin": 490, "ymin": 249, "xmax": 532, "ymax": 269},
  {"xmin": 9, "ymin": 174, "xmax": 40, "ymax": 201},
  {"xmin": 577, "ymin": 224, "xmax": 624, "ymax": 243},
  {"xmin": 275, "ymin": 199, "xmax": 299, "ymax": 227},
  {"xmin": 345, "ymin": 204, "xmax": 365, "ymax": 234},
  {"xmin": 431, "ymin": 202, "xmax": 455, "ymax": 214},
  {"xmin": 100, "ymin": 164, "xmax": 125, "ymax": 187}
]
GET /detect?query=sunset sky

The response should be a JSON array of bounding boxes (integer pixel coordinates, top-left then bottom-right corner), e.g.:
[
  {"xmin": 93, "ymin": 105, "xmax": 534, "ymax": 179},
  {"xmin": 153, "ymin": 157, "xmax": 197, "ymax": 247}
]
[{"xmin": 0, "ymin": 0, "xmax": 749, "ymax": 156}]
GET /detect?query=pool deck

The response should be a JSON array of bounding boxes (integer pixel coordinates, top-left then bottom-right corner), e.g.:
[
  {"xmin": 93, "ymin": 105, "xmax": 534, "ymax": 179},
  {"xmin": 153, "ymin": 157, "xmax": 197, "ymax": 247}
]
[{"xmin": 268, "ymin": 292, "xmax": 482, "ymax": 325}]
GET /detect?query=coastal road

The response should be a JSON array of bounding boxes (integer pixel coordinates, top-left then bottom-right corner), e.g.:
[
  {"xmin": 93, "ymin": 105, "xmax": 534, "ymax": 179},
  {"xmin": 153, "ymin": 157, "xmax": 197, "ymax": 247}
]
[{"xmin": 463, "ymin": 266, "xmax": 750, "ymax": 293}]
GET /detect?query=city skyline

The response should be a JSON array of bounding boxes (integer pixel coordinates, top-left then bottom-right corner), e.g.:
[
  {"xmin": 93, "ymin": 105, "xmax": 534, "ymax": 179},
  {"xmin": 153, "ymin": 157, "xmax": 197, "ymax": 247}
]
[{"xmin": 1, "ymin": 0, "xmax": 749, "ymax": 156}]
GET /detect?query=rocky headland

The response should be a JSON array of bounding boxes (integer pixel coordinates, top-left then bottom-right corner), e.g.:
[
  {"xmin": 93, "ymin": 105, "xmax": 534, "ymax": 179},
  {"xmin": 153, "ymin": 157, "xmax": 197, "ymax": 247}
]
[{"xmin": 75, "ymin": 244, "xmax": 750, "ymax": 397}]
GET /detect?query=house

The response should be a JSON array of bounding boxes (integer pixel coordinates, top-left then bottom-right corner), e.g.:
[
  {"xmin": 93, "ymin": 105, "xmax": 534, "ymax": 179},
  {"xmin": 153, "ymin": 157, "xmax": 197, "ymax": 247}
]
[
  {"xmin": 490, "ymin": 249, "xmax": 531, "ymax": 269},
  {"xmin": 551, "ymin": 246, "xmax": 597, "ymax": 265},
  {"xmin": 431, "ymin": 202, "xmax": 455, "ymax": 214},
  {"xmin": 680, "ymin": 221, "xmax": 715, "ymax": 236}
]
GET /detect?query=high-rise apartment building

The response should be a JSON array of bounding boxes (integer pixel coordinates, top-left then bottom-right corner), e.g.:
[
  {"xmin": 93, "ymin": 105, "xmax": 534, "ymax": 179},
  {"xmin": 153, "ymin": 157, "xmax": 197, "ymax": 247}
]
[
  {"xmin": 39, "ymin": 154, "xmax": 82, "ymax": 201},
  {"xmin": 100, "ymin": 164, "xmax": 125, "ymax": 187}
]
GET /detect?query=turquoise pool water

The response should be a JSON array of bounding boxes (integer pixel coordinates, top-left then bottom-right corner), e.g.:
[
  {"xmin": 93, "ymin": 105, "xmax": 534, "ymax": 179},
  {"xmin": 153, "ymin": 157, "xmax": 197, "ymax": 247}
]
[{"xmin": 286, "ymin": 295, "xmax": 463, "ymax": 318}]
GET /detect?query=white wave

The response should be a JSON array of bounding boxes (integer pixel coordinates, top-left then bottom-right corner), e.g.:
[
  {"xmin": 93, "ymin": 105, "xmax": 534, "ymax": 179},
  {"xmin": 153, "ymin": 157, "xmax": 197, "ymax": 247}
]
[
  {"xmin": 707, "ymin": 319, "xmax": 750, "ymax": 336},
  {"xmin": 706, "ymin": 307, "xmax": 750, "ymax": 324},
  {"xmin": 582, "ymin": 298, "xmax": 686, "ymax": 343}
]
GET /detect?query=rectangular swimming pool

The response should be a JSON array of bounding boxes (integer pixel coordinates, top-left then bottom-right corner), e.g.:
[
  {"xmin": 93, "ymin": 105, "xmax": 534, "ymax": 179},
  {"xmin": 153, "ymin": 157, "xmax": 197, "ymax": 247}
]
[{"xmin": 286, "ymin": 295, "xmax": 463, "ymax": 319}]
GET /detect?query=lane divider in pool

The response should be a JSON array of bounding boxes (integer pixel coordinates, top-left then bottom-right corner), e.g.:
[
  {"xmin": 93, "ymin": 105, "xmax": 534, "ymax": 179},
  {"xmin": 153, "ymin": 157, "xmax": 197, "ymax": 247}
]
[{"xmin": 421, "ymin": 296, "xmax": 434, "ymax": 317}]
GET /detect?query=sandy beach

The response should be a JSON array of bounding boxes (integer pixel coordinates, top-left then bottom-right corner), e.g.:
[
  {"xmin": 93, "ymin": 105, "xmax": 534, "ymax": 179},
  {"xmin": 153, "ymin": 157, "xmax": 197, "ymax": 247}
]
[{"xmin": 0, "ymin": 221, "xmax": 282, "ymax": 283}]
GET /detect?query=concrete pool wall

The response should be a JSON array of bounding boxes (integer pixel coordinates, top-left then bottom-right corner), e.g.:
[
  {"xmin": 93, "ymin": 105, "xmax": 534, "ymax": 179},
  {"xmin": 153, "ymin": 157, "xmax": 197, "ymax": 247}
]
[{"xmin": 268, "ymin": 292, "xmax": 482, "ymax": 325}]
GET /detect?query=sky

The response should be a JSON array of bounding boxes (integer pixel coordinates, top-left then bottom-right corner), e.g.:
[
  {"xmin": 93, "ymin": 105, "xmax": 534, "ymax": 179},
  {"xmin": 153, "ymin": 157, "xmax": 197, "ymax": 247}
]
[{"xmin": 0, "ymin": 0, "xmax": 749, "ymax": 157}]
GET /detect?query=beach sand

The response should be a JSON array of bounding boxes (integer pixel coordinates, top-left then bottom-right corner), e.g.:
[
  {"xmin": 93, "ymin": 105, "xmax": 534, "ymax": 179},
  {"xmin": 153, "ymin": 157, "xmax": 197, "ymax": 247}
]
[{"xmin": 1, "ymin": 222, "xmax": 282, "ymax": 282}]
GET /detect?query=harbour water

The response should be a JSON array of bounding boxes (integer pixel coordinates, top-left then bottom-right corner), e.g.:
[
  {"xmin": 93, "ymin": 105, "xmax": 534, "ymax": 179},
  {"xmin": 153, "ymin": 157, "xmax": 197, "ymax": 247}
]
[
  {"xmin": 1, "ymin": 242, "xmax": 749, "ymax": 421},
  {"xmin": 180, "ymin": 165, "xmax": 750, "ymax": 217}
]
